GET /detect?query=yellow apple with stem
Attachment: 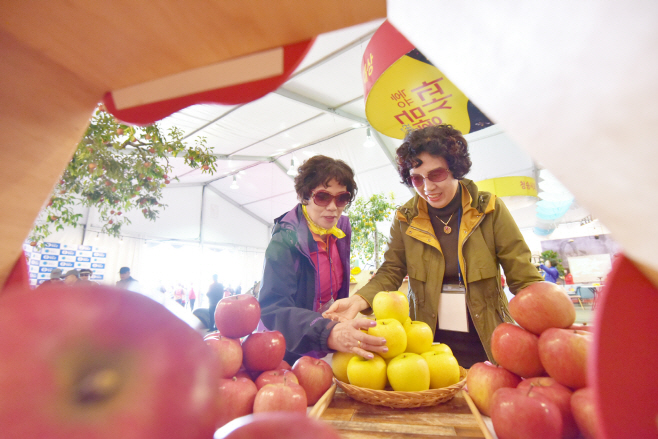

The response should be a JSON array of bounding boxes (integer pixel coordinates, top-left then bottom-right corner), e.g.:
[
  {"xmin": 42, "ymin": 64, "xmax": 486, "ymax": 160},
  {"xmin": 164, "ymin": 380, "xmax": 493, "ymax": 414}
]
[
  {"xmin": 386, "ymin": 353, "xmax": 430, "ymax": 391},
  {"xmin": 346, "ymin": 354, "xmax": 387, "ymax": 390},
  {"xmin": 331, "ymin": 352, "xmax": 356, "ymax": 383},
  {"xmin": 372, "ymin": 291, "xmax": 409, "ymax": 324},
  {"xmin": 421, "ymin": 351, "xmax": 461, "ymax": 389},
  {"xmin": 403, "ymin": 320, "xmax": 433, "ymax": 354},
  {"xmin": 428, "ymin": 343, "xmax": 453, "ymax": 355},
  {"xmin": 367, "ymin": 318, "xmax": 407, "ymax": 360}
]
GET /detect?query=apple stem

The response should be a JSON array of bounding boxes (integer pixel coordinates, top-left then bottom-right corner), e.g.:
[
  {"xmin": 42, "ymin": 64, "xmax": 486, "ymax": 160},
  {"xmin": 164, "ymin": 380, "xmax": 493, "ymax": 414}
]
[
  {"xmin": 75, "ymin": 368, "xmax": 122, "ymax": 405},
  {"xmin": 526, "ymin": 383, "xmax": 535, "ymax": 397}
]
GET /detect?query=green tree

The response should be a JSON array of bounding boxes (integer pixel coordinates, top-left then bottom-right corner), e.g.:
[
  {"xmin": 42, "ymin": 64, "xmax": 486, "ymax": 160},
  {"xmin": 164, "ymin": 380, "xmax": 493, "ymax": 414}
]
[
  {"xmin": 541, "ymin": 250, "xmax": 565, "ymax": 277},
  {"xmin": 28, "ymin": 107, "xmax": 218, "ymax": 246},
  {"xmin": 348, "ymin": 193, "xmax": 397, "ymax": 269}
]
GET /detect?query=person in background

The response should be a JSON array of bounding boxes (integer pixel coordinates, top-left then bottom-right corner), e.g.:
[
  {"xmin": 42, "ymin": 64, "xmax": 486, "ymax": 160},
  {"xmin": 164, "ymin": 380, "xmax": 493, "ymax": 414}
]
[
  {"xmin": 235, "ymin": 285, "xmax": 242, "ymax": 296},
  {"xmin": 188, "ymin": 285, "xmax": 196, "ymax": 310},
  {"xmin": 258, "ymin": 155, "xmax": 387, "ymax": 365},
  {"xmin": 539, "ymin": 259, "xmax": 560, "ymax": 284},
  {"xmin": 206, "ymin": 275, "xmax": 223, "ymax": 331},
  {"xmin": 324, "ymin": 125, "xmax": 544, "ymax": 368},
  {"xmin": 174, "ymin": 284, "xmax": 185, "ymax": 307},
  {"xmin": 116, "ymin": 267, "xmax": 140, "ymax": 292},
  {"xmin": 564, "ymin": 267, "xmax": 574, "ymax": 285},
  {"xmin": 78, "ymin": 268, "xmax": 99, "ymax": 286},
  {"xmin": 62, "ymin": 269, "xmax": 79, "ymax": 286},
  {"xmin": 37, "ymin": 268, "xmax": 63, "ymax": 289}
]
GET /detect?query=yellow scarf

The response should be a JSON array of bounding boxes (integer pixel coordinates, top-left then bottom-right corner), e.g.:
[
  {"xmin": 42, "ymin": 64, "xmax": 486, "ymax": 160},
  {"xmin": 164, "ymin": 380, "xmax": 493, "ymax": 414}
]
[{"xmin": 302, "ymin": 205, "xmax": 346, "ymax": 239}]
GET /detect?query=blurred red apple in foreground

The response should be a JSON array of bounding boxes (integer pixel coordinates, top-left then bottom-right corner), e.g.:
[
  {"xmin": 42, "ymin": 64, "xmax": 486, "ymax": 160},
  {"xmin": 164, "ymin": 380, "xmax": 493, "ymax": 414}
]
[
  {"xmin": 571, "ymin": 387, "xmax": 601, "ymax": 439},
  {"xmin": 206, "ymin": 335, "xmax": 243, "ymax": 379},
  {"xmin": 538, "ymin": 328, "xmax": 591, "ymax": 389},
  {"xmin": 242, "ymin": 331, "xmax": 286, "ymax": 372},
  {"xmin": 0, "ymin": 285, "xmax": 218, "ymax": 439},
  {"xmin": 255, "ymin": 369, "xmax": 298, "ymax": 389},
  {"xmin": 252, "ymin": 378, "xmax": 307, "ymax": 414},
  {"xmin": 491, "ymin": 387, "xmax": 563, "ymax": 439},
  {"xmin": 509, "ymin": 282, "xmax": 575, "ymax": 335},
  {"xmin": 517, "ymin": 377, "xmax": 578, "ymax": 439},
  {"xmin": 214, "ymin": 412, "xmax": 341, "ymax": 439},
  {"xmin": 214, "ymin": 294, "xmax": 261, "ymax": 338},
  {"xmin": 491, "ymin": 323, "xmax": 544, "ymax": 378},
  {"xmin": 466, "ymin": 362, "xmax": 521, "ymax": 416},
  {"xmin": 215, "ymin": 377, "xmax": 258, "ymax": 428},
  {"xmin": 292, "ymin": 356, "xmax": 334, "ymax": 405}
]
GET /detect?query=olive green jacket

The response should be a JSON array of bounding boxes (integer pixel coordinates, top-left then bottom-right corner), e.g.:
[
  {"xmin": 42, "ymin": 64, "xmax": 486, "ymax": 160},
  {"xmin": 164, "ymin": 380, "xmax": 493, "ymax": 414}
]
[{"xmin": 356, "ymin": 179, "xmax": 543, "ymax": 362}]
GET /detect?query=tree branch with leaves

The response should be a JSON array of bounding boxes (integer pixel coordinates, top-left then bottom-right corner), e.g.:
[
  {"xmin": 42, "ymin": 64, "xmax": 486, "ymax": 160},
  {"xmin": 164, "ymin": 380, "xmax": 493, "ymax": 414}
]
[
  {"xmin": 28, "ymin": 107, "xmax": 218, "ymax": 246},
  {"xmin": 348, "ymin": 193, "xmax": 397, "ymax": 269}
]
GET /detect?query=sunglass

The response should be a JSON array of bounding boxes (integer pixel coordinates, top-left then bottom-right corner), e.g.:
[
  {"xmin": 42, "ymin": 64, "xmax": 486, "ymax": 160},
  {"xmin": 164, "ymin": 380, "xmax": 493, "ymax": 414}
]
[
  {"xmin": 311, "ymin": 190, "xmax": 351, "ymax": 208},
  {"xmin": 80, "ymin": 273, "xmax": 90, "ymax": 277},
  {"xmin": 409, "ymin": 167, "xmax": 450, "ymax": 187}
]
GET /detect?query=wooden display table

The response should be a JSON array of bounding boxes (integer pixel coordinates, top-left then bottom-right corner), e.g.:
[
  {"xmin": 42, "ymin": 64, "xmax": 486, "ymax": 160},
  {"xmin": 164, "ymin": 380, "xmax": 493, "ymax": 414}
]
[{"xmin": 320, "ymin": 388, "xmax": 485, "ymax": 438}]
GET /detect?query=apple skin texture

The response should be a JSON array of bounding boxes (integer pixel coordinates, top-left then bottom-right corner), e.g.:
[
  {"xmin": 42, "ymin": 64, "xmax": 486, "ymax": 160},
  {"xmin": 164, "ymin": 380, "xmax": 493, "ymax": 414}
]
[{"xmin": 0, "ymin": 285, "xmax": 219, "ymax": 439}]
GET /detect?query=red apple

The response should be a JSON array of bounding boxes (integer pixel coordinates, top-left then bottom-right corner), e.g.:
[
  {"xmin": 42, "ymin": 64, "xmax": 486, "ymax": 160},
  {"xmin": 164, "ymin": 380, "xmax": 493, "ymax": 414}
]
[
  {"xmin": 205, "ymin": 335, "xmax": 243, "ymax": 379},
  {"xmin": 252, "ymin": 379, "xmax": 307, "ymax": 414},
  {"xmin": 538, "ymin": 328, "xmax": 591, "ymax": 389},
  {"xmin": 215, "ymin": 377, "xmax": 258, "ymax": 428},
  {"xmin": 466, "ymin": 362, "xmax": 522, "ymax": 416},
  {"xmin": 234, "ymin": 368, "xmax": 253, "ymax": 380},
  {"xmin": 568, "ymin": 323, "xmax": 593, "ymax": 332},
  {"xmin": 491, "ymin": 387, "xmax": 563, "ymax": 439},
  {"xmin": 491, "ymin": 323, "xmax": 545, "ymax": 378},
  {"xmin": 255, "ymin": 369, "xmax": 298, "ymax": 389},
  {"xmin": 509, "ymin": 282, "xmax": 576, "ymax": 335},
  {"xmin": 0, "ymin": 285, "xmax": 218, "ymax": 439},
  {"xmin": 277, "ymin": 360, "xmax": 292, "ymax": 370},
  {"xmin": 214, "ymin": 294, "xmax": 261, "ymax": 338},
  {"xmin": 215, "ymin": 412, "xmax": 341, "ymax": 439},
  {"xmin": 291, "ymin": 356, "xmax": 334, "ymax": 406},
  {"xmin": 242, "ymin": 331, "xmax": 286, "ymax": 372},
  {"xmin": 571, "ymin": 387, "xmax": 600, "ymax": 439},
  {"xmin": 518, "ymin": 378, "xmax": 578, "ymax": 439}
]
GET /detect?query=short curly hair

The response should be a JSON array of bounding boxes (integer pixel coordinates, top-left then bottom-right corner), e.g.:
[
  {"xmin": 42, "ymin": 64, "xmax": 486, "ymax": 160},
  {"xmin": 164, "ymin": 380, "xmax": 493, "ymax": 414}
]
[
  {"xmin": 294, "ymin": 155, "xmax": 357, "ymax": 205},
  {"xmin": 396, "ymin": 124, "xmax": 472, "ymax": 187}
]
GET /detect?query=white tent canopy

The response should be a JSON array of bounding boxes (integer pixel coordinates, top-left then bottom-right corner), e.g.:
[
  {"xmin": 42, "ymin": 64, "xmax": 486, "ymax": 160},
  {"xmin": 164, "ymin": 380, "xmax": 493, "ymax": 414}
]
[{"xmin": 38, "ymin": 18, "xmax": 601, "ymax": 288}]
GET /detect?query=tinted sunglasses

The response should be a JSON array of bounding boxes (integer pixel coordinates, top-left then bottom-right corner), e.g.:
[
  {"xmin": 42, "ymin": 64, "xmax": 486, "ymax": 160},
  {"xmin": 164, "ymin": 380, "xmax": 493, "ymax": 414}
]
[
  {"xmin": 409, "ymin": 167, "xmax": 450, "ymax": 187},
  {"xmin": 311, "ymin": 190, "xmax": 351, "ymax": 207}
]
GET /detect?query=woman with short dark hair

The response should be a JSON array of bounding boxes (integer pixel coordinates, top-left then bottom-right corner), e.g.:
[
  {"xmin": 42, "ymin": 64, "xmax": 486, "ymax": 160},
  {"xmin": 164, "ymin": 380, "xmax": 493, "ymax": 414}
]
[
  {"xmin": 325, "ymin": 125, "xmax": 544, "ymax": 367},
  {"xmin": 259, "ymin": 155, "xmax": 387, "ymax": 364}
]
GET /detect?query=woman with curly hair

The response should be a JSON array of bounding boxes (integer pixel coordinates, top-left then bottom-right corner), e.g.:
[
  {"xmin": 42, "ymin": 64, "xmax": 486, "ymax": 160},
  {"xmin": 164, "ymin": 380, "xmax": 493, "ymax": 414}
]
[
  {"xmin": 324, "ymin": 125, "xmax": 543, "ymax": 367},
  {"xmin": 258, "ymin": 155, "xmax": 387, "ymax": 365}
]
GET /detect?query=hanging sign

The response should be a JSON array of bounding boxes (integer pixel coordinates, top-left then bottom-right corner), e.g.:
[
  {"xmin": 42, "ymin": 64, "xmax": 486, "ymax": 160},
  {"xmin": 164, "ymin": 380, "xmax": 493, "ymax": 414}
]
[{"xmin": 363, "ymin": 21, "xmax": 492, "ymax": 139}]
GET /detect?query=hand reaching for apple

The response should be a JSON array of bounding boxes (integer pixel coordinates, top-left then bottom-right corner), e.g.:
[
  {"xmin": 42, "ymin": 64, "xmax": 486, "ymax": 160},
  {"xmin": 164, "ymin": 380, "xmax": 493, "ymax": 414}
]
[
  {"xmin": 327, "ymin": 318, "xmax": 388, "ymax": 359},
  {"xmin": 322, "ymin": 294, "xmax": 369, "ymax": 322}
]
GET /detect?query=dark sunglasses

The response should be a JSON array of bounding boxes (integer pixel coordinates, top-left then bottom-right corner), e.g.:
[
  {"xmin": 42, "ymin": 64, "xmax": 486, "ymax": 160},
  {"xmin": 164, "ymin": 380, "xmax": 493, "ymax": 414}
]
[
  {"xmin": 409, "ymin": 167, "xmax": 450, "ymax": 187},
  {"xmin": 311, "ymin": 190, "xmax": 351, "ymax": 207}
]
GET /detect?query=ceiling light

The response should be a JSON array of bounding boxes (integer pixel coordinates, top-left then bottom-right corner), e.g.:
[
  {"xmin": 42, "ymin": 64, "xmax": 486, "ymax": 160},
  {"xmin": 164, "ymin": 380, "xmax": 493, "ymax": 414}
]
[
  {"xmin": 230, "ymin": 175, "xmax": 239, "ymax": 189},
  {"xmin": 364, "ymin": 127, "xmax": 376, "ymax": 148},
  {"xmin": 286, "ymin": 158, "xmax": 298, "ymax": 177}
]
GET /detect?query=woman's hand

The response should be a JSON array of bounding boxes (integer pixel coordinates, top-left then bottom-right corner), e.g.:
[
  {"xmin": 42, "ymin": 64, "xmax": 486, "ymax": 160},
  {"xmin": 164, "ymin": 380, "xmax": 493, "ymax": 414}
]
[
  {"xmin": 327, "ymin": 318, "xmax": 388, "ymax": 359},
  {"xmin": 322, "ymin": 295, "xmax": 369, "ymax": 322}
]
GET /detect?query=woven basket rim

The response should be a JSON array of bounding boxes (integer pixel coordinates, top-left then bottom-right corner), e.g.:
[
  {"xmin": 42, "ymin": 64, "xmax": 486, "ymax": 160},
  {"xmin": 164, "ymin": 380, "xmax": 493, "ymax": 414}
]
[{"xmin": 335, "ymin": 366, "xmax": 468, "ymax": 408}]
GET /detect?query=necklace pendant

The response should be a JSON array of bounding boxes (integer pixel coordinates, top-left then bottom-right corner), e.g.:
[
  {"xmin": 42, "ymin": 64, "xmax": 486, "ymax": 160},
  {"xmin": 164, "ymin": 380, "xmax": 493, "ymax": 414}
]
[{"xmin": 444, "ymin": 225, "xmax": 452, "ymax": 234}]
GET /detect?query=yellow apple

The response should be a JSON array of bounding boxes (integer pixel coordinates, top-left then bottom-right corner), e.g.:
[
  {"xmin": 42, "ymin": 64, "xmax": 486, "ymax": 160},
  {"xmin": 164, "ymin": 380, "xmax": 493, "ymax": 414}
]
[
  {"xmin": 372, "ymin": 291, "xmax": 409, "ymax": 324},
  {"xmin": 346, "ymin": 354, "xmax": 387, "ymax": 390},
  {"xmin": 421, "ymin": 351, "xmax": 461, "ymax": 389},
  {"xmin": 403, "ymin": 321, "xmax": 433, "ymax": 354},
  {"xmin": 386, "ymin": 353, "xmax": 430, "ymax": 391},
  {"xmin": 428, "ymin": 343, "xmax": 453, "ymax": 355},
  {"xmin": 404, "ymin": 316, "xmax": 412, "ymax": 326},
  {"xmin": 368, "ymin": 318, "xmax": 407, "ymax": 360},
  {"xmin": 331, "ymin": 351, "xmax": 356, "ymax": 383}
]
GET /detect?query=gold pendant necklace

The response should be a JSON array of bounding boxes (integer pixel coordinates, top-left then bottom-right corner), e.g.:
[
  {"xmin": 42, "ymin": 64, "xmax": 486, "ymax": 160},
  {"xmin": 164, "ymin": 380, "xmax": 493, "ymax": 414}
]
[{"xmin": 436, "ymin": 212, "xmax": 454, "ymax": 234}]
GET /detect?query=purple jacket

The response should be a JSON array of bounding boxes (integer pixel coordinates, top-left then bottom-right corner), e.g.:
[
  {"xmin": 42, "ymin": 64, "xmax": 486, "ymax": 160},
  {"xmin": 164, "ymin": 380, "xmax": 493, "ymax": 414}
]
[{"xmin": 258, "ymin": 204, "xmax": 351, "ymax": 364}]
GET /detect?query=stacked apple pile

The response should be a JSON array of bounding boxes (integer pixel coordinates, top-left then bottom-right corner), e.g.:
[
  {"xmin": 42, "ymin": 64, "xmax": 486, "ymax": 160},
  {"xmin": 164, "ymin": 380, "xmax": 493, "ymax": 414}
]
[
  {"xmin": 466, "ymin": 282, "xmax": 600, "ymax": 439},
  {"xmin": 208, "ymin": 294, "xmax": 334, "ymax": 429},
  {"xmin": 332, "ymin": 291, "xmax": 462, "ymax": 392}
]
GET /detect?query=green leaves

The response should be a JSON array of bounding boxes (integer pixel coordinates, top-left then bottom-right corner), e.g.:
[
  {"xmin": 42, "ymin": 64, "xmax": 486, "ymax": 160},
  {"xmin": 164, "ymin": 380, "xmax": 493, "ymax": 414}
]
[
  {"xmin": 28, "ymin": 107, "xmax": 217, "ymax": 247},
  {"xmin": 348, "ymin": 193, "xmax": 397, "ymax": 268}
]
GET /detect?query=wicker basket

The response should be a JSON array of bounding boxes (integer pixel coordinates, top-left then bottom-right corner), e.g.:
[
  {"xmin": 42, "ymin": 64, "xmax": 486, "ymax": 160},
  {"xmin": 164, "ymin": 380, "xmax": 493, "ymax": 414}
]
[{"xmin": 335, "ymin": 366, "xmax": 468, "ymax": 409}]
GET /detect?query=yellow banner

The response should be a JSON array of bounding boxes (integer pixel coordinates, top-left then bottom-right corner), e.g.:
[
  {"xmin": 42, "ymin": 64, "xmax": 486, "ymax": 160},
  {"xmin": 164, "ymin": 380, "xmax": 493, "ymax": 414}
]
[{"xmin": 476, "ymin": 176, "xmax": 538, "ymax": 198}]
